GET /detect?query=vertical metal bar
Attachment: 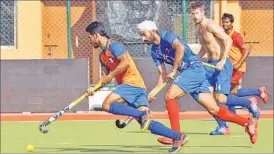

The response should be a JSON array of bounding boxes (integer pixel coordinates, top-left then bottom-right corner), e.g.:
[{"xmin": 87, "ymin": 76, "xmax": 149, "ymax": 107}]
[
  {"xmin": 66, "ymin": 0, "xmax": 72, "ymax": 59},
  {"xmin": 182, "ymin": 0, "xmax": 187, "ymax": 41}
]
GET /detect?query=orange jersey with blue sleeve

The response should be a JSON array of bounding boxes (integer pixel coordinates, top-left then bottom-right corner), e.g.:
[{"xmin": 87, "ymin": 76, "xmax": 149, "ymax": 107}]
[
  {"xmin": 228, "ymin": 30, "xmax": 247, "ymax": 72},
  {"xmin": 99, "ymin": 40, "xmax": 146, "ymax": 89}
]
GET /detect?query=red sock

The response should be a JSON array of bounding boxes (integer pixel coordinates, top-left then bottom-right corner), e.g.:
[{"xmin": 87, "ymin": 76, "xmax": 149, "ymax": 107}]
[
  {"xmin": 166, "ymin": 99, "xmax": 180, "ymax": 131},
  {"xmin": 216, "ymin": 107, "xmax": 249, "ymax": 126}
]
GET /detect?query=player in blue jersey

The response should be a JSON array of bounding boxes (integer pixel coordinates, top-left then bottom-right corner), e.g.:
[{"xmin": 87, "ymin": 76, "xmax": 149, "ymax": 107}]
[{"xmin": 137, "ymin": 20, "xmax": 257, "ymax": 145}]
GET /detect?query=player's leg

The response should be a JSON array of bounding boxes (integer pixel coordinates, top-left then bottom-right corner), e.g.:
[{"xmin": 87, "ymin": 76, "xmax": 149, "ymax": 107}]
[
  {"xmin": 229, "ymin": 71, "xmax": 243, "ymax": 113},
  {"xmin": 204, "ymin": 64, "xmax": 230, "ymax": 135},
  {"xmin": 131, "ymin": 89, "xmax": 189, "ymax": 153},
  {"xmin": 158, "ymin": 63, "xmax": 210, "ymax": 145},
  {"xmin": 102, "ymin": 84, "xmax": 150, "ymax": 131},
  {"xmin": 215, "ymin": 59, "xmax": 260, "ymax": 119},
  {"xmin": 204, "ymin": 61, "xmax": 230, "ymax": 134},
  {"xmin": 102, "ymin": 92, "xmax": 145, "ymax": 118},
  {"xmin": 195, "ymin": 92, "xmax": 258, "ymax": 144},
  {"xmin": 157, "ymin": 83, "xmax": 187, "ymax": 145},
  {"xmin": 211, "ymin": 59, "xmax": 259, "ymax": 135},
  {"xmin": 165, "ymin": 83, "xmax": 186, "ymax": 132},
  {"xmin": 231, "ymin": 71, "xmax": 268, "ymax": 104},
  {"xmin": 237, "ymin": 87, "xmax": 268, "ymax": 104},
  {"xmin": 229, "ymin": 82, "xmax": 239, "ymax": 113}
]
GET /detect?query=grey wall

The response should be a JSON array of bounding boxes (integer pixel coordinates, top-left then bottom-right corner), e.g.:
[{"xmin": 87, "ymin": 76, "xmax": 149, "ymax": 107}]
[
  {"xmin": 0, "ymin": 57, "xmax": 272, "ymax": 113},
  {"xmin": 135, "ymin": 57, "xmax": 273, "ymax": 111},
  {"xmin": 1, "ymin": 59, "xmax": 89, "ymax": 113}
]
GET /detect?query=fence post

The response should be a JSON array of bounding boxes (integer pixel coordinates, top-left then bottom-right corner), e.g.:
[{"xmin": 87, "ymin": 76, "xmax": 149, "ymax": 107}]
[
  {"xmin": 182, "ymin": 0, "xmax": 187, "ymax": 41},
  {"xmin": 90, "ymin": 0, "xmax": 100, "ymax": 83},
  {"xmin": 66, "ymin": 0, "xmax": 72, "ymax": 59}
]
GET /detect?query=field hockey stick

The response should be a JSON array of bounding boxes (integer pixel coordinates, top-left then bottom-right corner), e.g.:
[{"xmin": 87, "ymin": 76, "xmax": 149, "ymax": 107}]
[
  {"xmin": 115, "ymin": 62, "xmax": 215, "ymax": 129},
  {"xmin": 202, "ymin": 62, "xmax": 216, "ymax": 69},
  {"xmin": 39, "ymin": 82, "xmax": 102, "ymax": 134},
  {"xmin": 115, "ymin": 82, "xmax": 168, "ymax": 129}
]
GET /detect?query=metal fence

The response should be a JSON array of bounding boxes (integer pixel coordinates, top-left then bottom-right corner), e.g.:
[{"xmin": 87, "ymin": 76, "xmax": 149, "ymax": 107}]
[
  {"xmin": 240, "ymin": 0, "xmax": 273, "ymax": 56},
  {"xmin": 2, "ymin": 0, "xmax": 272, "ymax": 83},
  {"xmin": 0, "ymin": 0, "xmax": 16, "ymax": 48},
  {"xmin": 95, "ymin": 0, "xmax": 213, "ymax": 59}
]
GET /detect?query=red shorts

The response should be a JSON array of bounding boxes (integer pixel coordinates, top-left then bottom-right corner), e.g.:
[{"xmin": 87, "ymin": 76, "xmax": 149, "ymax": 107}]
[{"xmin": 231, "ymin": 71, "xmax": 244, "ymax": 84}]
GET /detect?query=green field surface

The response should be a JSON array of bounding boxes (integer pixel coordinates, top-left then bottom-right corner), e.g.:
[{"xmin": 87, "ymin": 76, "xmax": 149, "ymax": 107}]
[{"xmin": 1, "ymin": 119, "xmax": 273, "ymax": 153}]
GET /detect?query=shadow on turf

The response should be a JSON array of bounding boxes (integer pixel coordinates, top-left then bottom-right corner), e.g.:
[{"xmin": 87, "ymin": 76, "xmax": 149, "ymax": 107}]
[
  {"xmin": 38, "ymin": 146, "xmax": 166, "ymax": 152},
  {"xmin": 126, "ymin": 131, "xmax": 209, "ymax": 135},
  {"xmin": 39, "ymin": 144, "xmax": 251, "ymax": 153}
]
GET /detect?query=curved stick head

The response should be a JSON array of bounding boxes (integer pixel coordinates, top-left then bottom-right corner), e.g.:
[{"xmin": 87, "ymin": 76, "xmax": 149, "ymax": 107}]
[
  {"xmin": 39, "ymin": 124, "xmax": 48, "ymax": 134},
  {"xmin": 115, "ymin": 119, "xmax": 126, "ymax": 129}
]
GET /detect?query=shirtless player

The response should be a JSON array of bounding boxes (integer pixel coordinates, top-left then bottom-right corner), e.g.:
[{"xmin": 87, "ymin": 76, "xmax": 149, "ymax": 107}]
[{"xmin": 191, "ymin": 2, "xmax": 259, "ymax": 139}]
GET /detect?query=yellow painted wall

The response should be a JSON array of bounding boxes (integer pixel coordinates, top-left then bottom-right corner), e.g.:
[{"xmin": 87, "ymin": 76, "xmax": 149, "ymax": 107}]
[
  {"xmin": 1, "ymin": 1, "xmax": 272, "ymax": 59},
  {"xmin": 42, "ymin": 6, "xmax": 68, "ymax": 59},
  {"xmin": 42, "ymin": 6, "xmax": 87, "ymax": 59},
  {"xmin": 213, "ymin": 0, "xmax": 241, "ymax": 32},
  {"xmin": 226, "ymin": 1, "xmax": 241, "ymax": 32},
  {"xmin": 241, "ymin": 10, "xmax": 273, "ymax": 56},
  {"xmin": 0, "ymin": 1, "xmax": 43, "ymax": 59}
]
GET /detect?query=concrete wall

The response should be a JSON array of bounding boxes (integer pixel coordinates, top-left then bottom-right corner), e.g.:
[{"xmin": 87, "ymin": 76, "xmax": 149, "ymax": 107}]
[
  {"xmin": 135, "ymin": 57, "xmax": 273, "ymax": 111},
  {"xmin": 1, "ymin": 59, "xmax": 89, "ymax": 113}
]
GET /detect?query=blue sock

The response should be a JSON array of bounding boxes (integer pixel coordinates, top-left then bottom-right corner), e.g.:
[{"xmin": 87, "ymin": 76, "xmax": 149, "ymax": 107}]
[
  {"xmin": 213, "ymin": 115, "xmax": 227, "ymax": 127},
  {"xmin": 109, "ymin": 103, "xmax": 144, "ymax": 118},
  {"xmin": 226, "ymin": 94, "xmax": 251, "ymax": 107},
  {"xmin": 149, "ymin": 120, "xmax": 181, "ymax": 140},
  {"xmin": 237, "ymin": 88, "xmax": 260, "ymax": 97},
  {"xmin": 228, "ymin": 105, "xmax": 237, "ymax": 113}
]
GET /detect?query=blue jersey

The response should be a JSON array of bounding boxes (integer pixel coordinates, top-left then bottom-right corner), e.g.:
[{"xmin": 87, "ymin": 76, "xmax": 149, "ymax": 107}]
[{"xmin": 151, "ymin": 31, "xmax": 200, "ymax": 72}]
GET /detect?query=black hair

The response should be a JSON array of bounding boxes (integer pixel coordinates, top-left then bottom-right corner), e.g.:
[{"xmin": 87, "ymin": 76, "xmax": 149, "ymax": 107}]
[
  {"xmin": 85, "ymin": 21, "xmax": 109, "ymax": 38},
  {"xmin": 222, "ymin": 13, "xmax": 234, "ymax": 23}
]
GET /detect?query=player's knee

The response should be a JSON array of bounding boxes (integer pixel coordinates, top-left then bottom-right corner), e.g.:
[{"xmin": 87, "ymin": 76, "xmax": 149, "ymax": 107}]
[
  {"xmin": 165, "ymin": 92, "xmax": 176, "ymax": 100},
  {"xmin": 165, "ymin": 90, "xmax": 182, "ymax": 100},
  {"xmin": 102, "ymin": 101, "xmax": 112, "ymax": 112},
  {"xmin": 137, "ymin": 106, "xmax": 149, "ymax": 111},
  {"xmin": 214, "ymin": 94, "xmax": 227, "ymax": 104},
  {"xmin": 231, "ymin": 88, "xmax": 238, "ymax": 95},
  {"xmin": 207, "ymin": 106, "xmax": 219, "ymax": 115}
]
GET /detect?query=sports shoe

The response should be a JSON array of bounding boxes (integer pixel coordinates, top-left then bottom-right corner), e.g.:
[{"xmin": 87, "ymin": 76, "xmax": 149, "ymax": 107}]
[
  {"xmin": 169, "ymin": 134, "xmax": 189, "ymax": 153},
  {"xmin": 248, "ymin": 97, "xmax": 260, "ymax": 119},
  {"xmin": 210, "ymin": 126, "xmax": 231, "ymax": 135},
  {"xmin": 157, "ymin": 137, "xmax": 173, "ymax": 145},
  {"xmin": 140, "ymin": 110, "xmax": 151, "ymax": 132},
  {"xmin": 245, "ymin": 118, "xmax": 258, "ymax": 144}
]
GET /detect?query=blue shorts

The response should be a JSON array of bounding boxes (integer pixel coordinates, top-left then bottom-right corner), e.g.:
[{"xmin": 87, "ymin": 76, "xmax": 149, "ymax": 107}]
[
  {"xmin": 113, "ymin": 84, "xmax": 149, "ymax": 108},
  {"xmin": 205, "ymin": 58, "xmax": 233, "ymax": 94},
  {"xmin": 173, "ymin": 62, "xmax": 211, "ymax": 101}
]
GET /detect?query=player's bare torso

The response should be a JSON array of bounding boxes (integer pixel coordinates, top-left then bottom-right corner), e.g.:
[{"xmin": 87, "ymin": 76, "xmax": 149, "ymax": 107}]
[{"xmin": 198, "ymin": 19, "xmax": 225, "ymax": 61}]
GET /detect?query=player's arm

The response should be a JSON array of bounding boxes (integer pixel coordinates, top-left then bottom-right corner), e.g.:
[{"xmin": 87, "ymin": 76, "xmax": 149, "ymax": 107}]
[
  {"xmin": 102, "ymin": 42, "xmax": 129, "ymax": 85},
  {"xmin": 233, "ymin": 34, "xmax": 250, "ymax": 70},
  {"xmin": 197, "ymin": 45, "xmax": 207, "ymax": 58},
  {"xmin": 151, "ymin": 50, "xmax": 166, "ymax": 87},
  {"xmin": 87, "ymin": 64, "xmax": 109, "ymax": 95},
  {"xmin": 171, "ymin": 39, "xmax": 185, "ymax": 73},
  {"xmin": 236, "ymin": 44, "xmax": 250, "ymax": 67},
  {"xmin": 156, "ymin": 64, "xmax": 167, "ymax": 86},
  {"xmin": 148, "ymin": 50, "xmax": 166, "ymax": 102},
  {"xmin": 101, "ymin": 65, "xmax": 110, "ymax": 76},
  {"xmin": 208, "ymin": 21, "xmax": 232, "ymax": 62},
  {"xmin": 148, "ymin": 64, "xmax": 167, "ymax": 102},
  {"xmin": 108, "ymin": 54, "xmax": 129, "ymax": 79}
]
